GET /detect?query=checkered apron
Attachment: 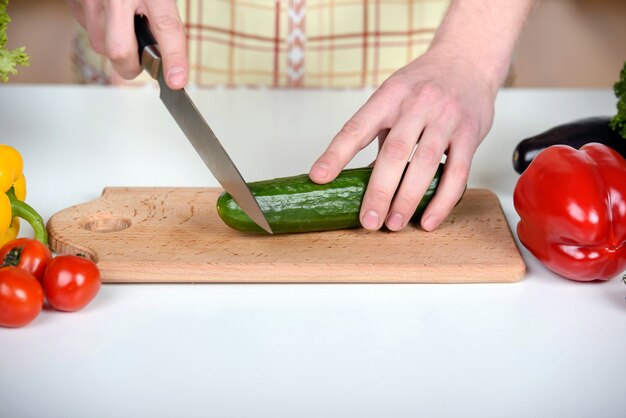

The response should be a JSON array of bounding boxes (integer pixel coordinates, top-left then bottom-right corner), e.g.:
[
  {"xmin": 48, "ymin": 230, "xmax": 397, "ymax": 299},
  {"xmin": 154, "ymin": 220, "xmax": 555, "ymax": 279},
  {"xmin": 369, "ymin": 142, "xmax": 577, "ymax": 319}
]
[{"xmin": 73, "ymin": 0, "xmax": 449, "ymax": 88}]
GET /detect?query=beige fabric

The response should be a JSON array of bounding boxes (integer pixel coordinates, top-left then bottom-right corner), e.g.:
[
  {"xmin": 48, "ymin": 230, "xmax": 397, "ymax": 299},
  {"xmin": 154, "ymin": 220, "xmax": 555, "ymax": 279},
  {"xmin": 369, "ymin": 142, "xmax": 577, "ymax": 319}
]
[{"xmin": 73, "ymin": 0, "xmax": 449, "ymax": 88}]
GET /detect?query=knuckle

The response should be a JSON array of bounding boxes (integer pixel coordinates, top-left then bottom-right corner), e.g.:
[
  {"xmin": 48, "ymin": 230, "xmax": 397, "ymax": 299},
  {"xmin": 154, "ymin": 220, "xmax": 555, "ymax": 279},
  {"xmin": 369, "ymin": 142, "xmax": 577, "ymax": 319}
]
[
  {"xmin": 447, "ymin": 163, "xmax": 470, "ymax": 184},
  {"xmin": 442, "ymin": 97, "xmax": 462, "ymax": 117},
  {"xmin": 415, "ymin": 145, "xmax": 441, "ymax": 165},
  {"xmin": 162, "ymin": 51, "xmax": 186, "ymax": 66},
  {"xmin": 368, "ymin": 186, "xmax": 393, "ymax": 204},
  {"xmin": 457, "ymin": 118, "xmax": 476, "ymax": 134},
  {"xmin": 338, "ymin": 116, "xmax": 366, "ymax": 139},
  {"xmin": 456, "ymin": 118, "xmax": 484, "ymax": 143},
  {"xmin": 152, "ymin": 14, "xmax": 184, "ymax": 33},
  {"xmin": 441, "ymin": 109, "xmax": 462, "ymax": 129},
  {"xmin": 382, "ymin": 137, "xmax": 412, "ymax": 162},
  {"xmin": 393, "ymin": 192, "xmax": 421, "ymax": 213},
  {"xmin": 427, "ymin": 94, "xmax": 459, "ymax": 121},
  {"xmin": 403, "ymin": 95, "xmax": 421, "ymax": 111},
  {"xmin": 105, "ymin": 42, "xmax": 132, "ymax": 62},
  {"xmin": 418, "ymin": 82, "xmax": 444, "ymax": 102}
]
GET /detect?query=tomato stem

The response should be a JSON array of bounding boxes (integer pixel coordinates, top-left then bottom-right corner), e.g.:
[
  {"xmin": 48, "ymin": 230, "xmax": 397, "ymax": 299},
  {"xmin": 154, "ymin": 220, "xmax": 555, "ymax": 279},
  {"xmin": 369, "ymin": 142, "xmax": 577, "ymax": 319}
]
[
  {"xmin": 6, "ymin": 187, "xmax": 48, "ymax": 245},
  {"xmin": 2, "ymin": 246, "xmax": 23, "ymax": 267}
]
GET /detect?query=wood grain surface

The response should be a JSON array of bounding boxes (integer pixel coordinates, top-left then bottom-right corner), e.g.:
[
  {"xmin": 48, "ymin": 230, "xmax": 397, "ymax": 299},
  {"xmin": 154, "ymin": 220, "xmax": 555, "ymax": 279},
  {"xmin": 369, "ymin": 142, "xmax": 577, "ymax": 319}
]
[{"xmin": 46, "ymin": 188, "xmax": 526, "ymax": 283}]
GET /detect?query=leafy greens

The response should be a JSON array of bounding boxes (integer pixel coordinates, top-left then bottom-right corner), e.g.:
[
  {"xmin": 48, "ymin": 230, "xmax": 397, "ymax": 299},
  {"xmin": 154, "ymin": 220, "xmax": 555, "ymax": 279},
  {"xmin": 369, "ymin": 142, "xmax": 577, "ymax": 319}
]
[
  {"xmin": 0, "ymin": 0, "xmax": 28, "ymax": 82},
  {"xmin": 610, "ymin": 61, "xmax": 626, "ymax": 139}
]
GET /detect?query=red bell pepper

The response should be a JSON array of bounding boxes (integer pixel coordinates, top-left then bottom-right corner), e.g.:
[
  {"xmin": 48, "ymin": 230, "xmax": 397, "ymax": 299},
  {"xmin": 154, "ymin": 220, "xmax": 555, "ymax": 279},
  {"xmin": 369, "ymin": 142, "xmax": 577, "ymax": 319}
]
[{"xmin": 514, "ymin": 142, "xmax": 626, "ymax": 282}]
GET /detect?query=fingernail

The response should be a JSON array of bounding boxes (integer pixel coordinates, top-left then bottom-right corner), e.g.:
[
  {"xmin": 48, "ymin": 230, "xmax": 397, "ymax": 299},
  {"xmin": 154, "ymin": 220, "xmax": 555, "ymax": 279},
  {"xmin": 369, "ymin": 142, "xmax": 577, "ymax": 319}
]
[
  {"xmin": 386, "ymin": 212, "xmax": 404, "ymax": 231},
  {"xmin": 310, "ymin": 162, "xmax": 329, "ymax": 180},
  {"xmin": 422, "ymin": 216, "xmax": 438, "ymax": 231},
  {"xmin": 167, "ymin": 67, "xmax": 186, "ymax": 87},
  {"xmin": 362, "ymin": 210, "xmax": 380, "ymax": 230}
]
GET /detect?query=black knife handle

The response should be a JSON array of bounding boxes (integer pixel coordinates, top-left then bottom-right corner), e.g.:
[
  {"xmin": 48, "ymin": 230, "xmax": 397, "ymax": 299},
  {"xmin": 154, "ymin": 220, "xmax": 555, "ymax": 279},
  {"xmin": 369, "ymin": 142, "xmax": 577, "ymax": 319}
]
[{"xmin": 134, "ymin": 15, "xmax": 157, "ymax": 63}]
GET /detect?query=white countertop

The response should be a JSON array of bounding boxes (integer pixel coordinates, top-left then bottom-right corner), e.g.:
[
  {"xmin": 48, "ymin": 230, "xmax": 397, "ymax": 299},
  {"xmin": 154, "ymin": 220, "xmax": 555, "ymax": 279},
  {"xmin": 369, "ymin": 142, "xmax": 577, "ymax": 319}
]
[{"xmin": 0, "ymin": 85, "xmax": 624, "ymax": 418}]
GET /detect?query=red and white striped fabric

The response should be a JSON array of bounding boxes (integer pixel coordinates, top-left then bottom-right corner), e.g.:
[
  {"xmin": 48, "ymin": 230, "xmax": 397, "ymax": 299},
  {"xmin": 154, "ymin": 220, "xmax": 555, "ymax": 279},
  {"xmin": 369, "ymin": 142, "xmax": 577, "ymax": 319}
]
[{"xmin": 73, "ymin": 0, "xmax": 449, "ymax": 88}]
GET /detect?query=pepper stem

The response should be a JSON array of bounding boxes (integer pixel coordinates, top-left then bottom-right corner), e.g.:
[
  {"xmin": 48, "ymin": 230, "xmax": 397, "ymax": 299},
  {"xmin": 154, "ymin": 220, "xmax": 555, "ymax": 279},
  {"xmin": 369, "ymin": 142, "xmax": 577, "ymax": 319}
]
[{"xmin": 6, "ymin": 187, "xmax": 48, "ymax": 245}]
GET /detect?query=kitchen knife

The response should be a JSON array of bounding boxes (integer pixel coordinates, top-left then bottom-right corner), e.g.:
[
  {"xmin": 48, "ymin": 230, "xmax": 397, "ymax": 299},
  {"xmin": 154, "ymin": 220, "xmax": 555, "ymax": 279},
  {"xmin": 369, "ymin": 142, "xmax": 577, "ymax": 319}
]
[{"xmin": 133, "ymin": 15, "xmax": 273, "ymax": 234}]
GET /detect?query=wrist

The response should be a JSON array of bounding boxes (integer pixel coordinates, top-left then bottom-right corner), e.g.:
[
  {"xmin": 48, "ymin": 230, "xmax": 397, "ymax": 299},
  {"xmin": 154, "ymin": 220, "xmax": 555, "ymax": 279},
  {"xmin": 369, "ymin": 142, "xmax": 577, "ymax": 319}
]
[
  {"xmin": 426, "ymin": 0, "xmax": 536, "ymax": 92},
  {"xmin": 425, "ymin": 41, "xmax": 510, "ymax": 95}
]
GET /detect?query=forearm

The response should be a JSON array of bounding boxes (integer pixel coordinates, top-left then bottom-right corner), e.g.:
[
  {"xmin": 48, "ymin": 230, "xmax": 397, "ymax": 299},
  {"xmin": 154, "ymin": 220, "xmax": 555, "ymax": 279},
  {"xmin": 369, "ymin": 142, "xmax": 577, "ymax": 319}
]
[{"xmin": 428, "ymin": 0, "xmax": 537, "ymax": 91}]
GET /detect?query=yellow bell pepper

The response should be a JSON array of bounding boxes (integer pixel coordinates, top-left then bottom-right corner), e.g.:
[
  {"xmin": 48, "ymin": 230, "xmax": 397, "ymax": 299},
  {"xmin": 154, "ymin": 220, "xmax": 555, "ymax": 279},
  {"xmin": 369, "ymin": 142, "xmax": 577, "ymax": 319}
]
[{"xmin": 0, "ymin": 145, "xmax": 47, "ymax": 245}]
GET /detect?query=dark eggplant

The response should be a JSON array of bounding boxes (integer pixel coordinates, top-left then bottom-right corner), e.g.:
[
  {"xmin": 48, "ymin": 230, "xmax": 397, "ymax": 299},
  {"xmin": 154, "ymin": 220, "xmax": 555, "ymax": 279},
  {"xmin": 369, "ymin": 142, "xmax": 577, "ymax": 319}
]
[{"xmin": 512, "ymin": 116, "xmax": 626, "ymax": 174}]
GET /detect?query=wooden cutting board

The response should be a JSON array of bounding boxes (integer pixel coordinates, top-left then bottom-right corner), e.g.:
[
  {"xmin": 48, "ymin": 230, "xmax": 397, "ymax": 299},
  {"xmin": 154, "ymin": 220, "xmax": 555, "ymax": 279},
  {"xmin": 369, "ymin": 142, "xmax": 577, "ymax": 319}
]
[{"xmin": 46, "ymin": 188, "xmax": 526, "ymax": 283}]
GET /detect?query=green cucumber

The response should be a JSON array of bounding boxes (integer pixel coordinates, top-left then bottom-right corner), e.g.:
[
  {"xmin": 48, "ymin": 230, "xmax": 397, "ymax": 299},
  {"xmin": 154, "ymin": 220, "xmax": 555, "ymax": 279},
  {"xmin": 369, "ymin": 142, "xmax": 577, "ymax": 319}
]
[{"xmin": 216, "ymin": 163, "xmax": 444, "ymax": 234}]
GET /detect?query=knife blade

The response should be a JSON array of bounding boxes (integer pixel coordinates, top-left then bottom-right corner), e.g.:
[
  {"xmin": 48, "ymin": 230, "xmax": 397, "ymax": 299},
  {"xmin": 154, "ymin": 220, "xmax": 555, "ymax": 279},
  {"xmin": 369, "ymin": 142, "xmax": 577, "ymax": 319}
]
[{"xmin": 133, "ymin": 15, "xmax": 273, "ymax": 234}]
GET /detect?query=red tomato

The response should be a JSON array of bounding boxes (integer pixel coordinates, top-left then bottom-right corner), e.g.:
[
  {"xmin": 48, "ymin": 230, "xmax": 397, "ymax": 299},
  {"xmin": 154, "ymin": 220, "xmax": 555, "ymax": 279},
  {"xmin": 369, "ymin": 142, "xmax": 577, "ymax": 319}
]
[
  {"xmin": 0, "ymin": 266, "xmax": 44, "ymax": 328},
  {"xmin": 43, "ymin": 255, "xmax": 101, "ymax": 312},
  {"xmin": 0, "ymin": 238, "xmax": 52, "ymax": 283}
]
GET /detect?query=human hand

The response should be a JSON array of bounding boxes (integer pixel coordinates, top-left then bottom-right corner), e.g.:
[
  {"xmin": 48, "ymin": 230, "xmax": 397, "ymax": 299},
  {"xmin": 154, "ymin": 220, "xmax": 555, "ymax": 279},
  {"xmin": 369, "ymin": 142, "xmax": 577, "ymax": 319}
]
[
  {"xmin": 66, "ymin": 0, "xmax": 188, "ymax": 89},
  {"xmin": 309, "ymin": 47, "xmax": 499, "ymax": 232}
]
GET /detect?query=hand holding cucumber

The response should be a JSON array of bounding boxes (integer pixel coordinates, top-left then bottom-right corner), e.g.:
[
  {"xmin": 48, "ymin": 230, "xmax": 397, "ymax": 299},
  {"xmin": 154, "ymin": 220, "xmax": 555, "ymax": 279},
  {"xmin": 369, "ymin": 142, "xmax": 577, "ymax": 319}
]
[
  {"xmin": 308, "ymin": 49, "xmax": 495, "ymax": 232},
  {"xmin": 308, "ymin": 1, "xmax": 534, "ymax": 232}
]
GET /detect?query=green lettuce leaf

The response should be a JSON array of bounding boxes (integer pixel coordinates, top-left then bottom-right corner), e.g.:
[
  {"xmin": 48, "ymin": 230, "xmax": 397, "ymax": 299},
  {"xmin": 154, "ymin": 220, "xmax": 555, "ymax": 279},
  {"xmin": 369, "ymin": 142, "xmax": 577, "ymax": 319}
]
[{"xmin": 0, "ymin": 0, "xmax": 29, "ymax": 82}]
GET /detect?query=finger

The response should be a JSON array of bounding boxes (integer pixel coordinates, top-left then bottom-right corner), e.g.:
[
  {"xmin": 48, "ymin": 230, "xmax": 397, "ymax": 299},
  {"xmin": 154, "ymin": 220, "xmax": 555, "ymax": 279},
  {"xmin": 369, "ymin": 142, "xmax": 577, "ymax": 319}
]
[
  {"xmin": 384, "ymin": 119, "xmax": 455, "ymax": 231},
  {"xmin": 104, "ymin": 1, "xmax": 142, "ymax": 79},
  {"xmin": 309, "ymin": 97, "xmax": 390, "ymax": 184},
  {"xmin": 83, "ymin": 0, "xmax": 106, "ymax": 54},
  {"xmin": 359, "ymin": 115, "xmax": 425, "ymax": 230},
  {"xmin": 147, "ymin": 1, "xmax": 188, "ymax": 89},
  {"xmin": 419, "ymin": 130, "xmax": 476, "ymax": 232},
  {"xmin": 66, "ymin": 0, "xmax": 87, "ymax": 28}
]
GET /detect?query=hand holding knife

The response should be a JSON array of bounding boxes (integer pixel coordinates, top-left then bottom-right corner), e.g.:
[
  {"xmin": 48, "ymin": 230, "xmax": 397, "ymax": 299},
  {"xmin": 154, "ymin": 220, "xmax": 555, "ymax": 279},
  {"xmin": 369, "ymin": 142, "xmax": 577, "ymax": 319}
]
[{"xmin": 133, "ymin": 15, "xmax": 273, "ymax": 234}]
